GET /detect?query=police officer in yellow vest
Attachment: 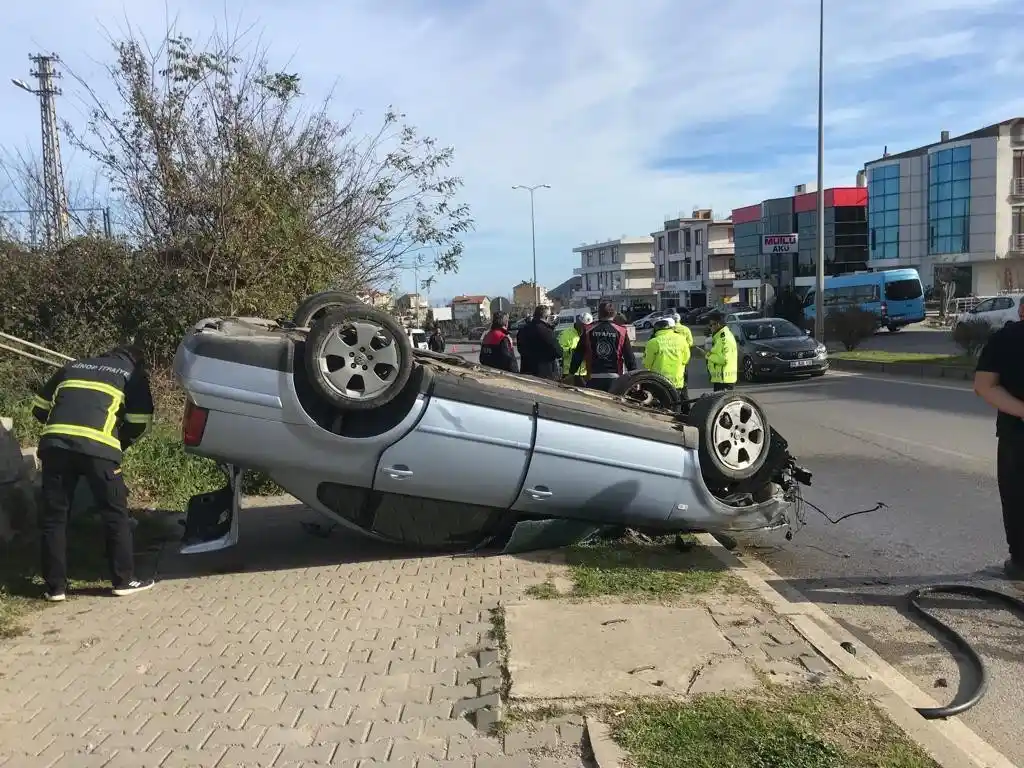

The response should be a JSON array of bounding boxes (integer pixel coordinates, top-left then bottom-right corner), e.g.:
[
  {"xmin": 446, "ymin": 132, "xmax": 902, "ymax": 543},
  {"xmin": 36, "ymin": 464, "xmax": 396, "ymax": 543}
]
[
  {"xmin": 559, "ymin": 312, "xmax": 592, "ymax": 384},
  {"xmin": 705, "ymin": 311, "xmax": 738, "ymax": 391},
  {"xmin": 644, "ymin": 316, "xmax": 691, "ymax": 411},
  {"xmin": 671, "ymin": 311, "xmax": 694, "ymax": 349}
]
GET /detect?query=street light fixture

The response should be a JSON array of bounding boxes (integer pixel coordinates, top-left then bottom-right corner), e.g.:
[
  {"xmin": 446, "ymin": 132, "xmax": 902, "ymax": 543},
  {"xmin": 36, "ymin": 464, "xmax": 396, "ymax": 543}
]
[
  {"xmin": 11, "ymin": 78, "xmax": 33, "ymax": 93},
  {"xmin": 813, "ymin": 0, "xmax": 826, "ymax": 343},
  {"xmin": 512, "ymin": 184, "xmax": 551, "ymax": 307}
]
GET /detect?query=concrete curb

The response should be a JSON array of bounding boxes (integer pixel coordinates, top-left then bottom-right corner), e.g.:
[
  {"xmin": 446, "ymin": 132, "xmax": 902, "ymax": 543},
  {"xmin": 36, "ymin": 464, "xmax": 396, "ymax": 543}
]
[
  {"xmin": 829, "ymin": 357, "xmax": 973, "ymax": 382},
  {"xmin": 694, "ymin": 532, "xmax": 1015, "ymax": 768},
  {"xmin": 584, "ymin": 716, "xmax": 626, "ymax": 768}
]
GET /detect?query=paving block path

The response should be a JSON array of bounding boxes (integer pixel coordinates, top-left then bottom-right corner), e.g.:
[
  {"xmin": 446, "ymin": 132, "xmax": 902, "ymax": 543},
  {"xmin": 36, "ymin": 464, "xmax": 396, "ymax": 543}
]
[{"xmin": 0, "ymin": 502, "xmax": 583, "ymax": 768}]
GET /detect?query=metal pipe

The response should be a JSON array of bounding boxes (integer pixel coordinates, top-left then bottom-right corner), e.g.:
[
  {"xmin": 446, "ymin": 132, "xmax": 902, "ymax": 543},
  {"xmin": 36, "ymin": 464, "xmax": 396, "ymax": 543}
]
[
  {"xmin": 0, "ymin": 330, "xmax": 73, "ymax": 360},
  {"xmin": 813, "ymin": 0, "xmax": 826, "ymax": 342}
]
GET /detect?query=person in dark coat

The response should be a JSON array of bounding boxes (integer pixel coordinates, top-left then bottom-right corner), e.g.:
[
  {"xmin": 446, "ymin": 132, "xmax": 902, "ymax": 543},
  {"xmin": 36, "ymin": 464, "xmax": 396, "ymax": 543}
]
[
  {"xmin": 516, "ymin": 305, "xmax": 561, "ymax": 380},
  {"xmin": 479, "ymin": 312, "xmax": 519, "ymax": 372},
  {"xmin": 428, "ymin": 326, "xmax": 446, "ymax": 352}
]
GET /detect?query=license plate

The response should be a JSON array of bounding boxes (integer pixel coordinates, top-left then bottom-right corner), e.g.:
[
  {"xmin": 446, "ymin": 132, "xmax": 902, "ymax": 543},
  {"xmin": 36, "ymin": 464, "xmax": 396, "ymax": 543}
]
[{"xmin": 790, "ymin": 359, "xmax": 813, "ymax": 368}]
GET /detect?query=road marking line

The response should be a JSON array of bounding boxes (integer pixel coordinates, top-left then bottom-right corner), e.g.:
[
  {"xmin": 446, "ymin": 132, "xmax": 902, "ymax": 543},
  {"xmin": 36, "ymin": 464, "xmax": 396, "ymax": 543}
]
[
  {"xmin": 834, "ymin": 371, "xmax": 974, "ymax": 393},
  {"xmin": 813, "ymin": 424, "xmax": 988, "ymax": 463}
]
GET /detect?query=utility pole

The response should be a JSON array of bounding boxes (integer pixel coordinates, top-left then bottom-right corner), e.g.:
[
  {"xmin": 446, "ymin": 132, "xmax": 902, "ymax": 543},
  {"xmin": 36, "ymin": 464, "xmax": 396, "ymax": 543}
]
[
  {"xmin": 12, "ymin": 53, "xmax": 70, "ymax": 248},
  {"xmin": 813, "ymin": 0, "xmax": 827, "ymax": 342},
  {"xmin": 512, "ymin": 184, "xmax": 551, "ymax": 307}
]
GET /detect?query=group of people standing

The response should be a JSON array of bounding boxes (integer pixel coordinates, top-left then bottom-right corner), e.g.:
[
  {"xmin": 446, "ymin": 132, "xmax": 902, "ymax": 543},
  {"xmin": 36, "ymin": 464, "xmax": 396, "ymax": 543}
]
[{"xmin": 478, "ymin": 302, "xmax": 739, "ymax": 408}]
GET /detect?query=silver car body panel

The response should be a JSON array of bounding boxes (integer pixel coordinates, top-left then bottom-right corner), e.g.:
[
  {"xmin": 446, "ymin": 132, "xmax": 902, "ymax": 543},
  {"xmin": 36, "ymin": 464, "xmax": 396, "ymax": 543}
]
[{"xmin": 172, "ymin": 319, "xmax": 798, "ymax": 551}]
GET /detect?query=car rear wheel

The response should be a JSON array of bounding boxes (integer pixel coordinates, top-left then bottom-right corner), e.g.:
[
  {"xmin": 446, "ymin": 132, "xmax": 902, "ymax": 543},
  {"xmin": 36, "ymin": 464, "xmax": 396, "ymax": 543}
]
[
  {"xmin": 688, "ymin": 392, "xmax": 770, "ymax": 485},
  {"xmin": 305, "ymin": 306, "xmax": 414, "ymax": 411},
  {"xmin": 609, "ymin": 370, "xmax": 681, "ymax": 411},
  {"xmin": 294, "ymin": 290, "xmax": 363, "ymax": 328}
]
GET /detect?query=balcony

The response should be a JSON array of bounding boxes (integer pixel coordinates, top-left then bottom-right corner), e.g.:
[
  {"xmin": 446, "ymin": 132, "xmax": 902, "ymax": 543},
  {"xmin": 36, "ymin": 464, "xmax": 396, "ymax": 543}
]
[
  {"xmin": 707, "ymin": 269, "xmax": 736, "ymax": 282},
  {"xmin": 706, "ymin": 245, "xmax": 736, "ymax": 256},
  {"xmin": 1012, "ymin": 233, "xmax": 1024, "ymax": 253},
  {"xmin": 1012, "ymin": 178, "xmax": 1024, "ymax": 197}
]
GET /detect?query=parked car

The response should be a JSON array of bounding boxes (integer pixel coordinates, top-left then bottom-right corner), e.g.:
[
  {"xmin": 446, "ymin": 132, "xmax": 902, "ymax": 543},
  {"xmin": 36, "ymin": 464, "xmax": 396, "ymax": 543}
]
[
  {"xmin": 954, "ymin": 294, "xmax": 1024, "ymax": 331},
  {"xmin": 724, "ymin": 311, "xmax": 761, "ymax": 324},
  {"xmin": 694, "ymin": 303, "xmax": 755, "ymax": 325},
  {"xmin": 729, "ymin": 317, "xmax": 828, "ymax": 382},
  {"xmin": 172, "ymin": 292, "xmax": 812, "ymax": 555},
  {"xmin": 407, "ymin": 328, "xmax": 428, "ymax": 350},
  {"xmin": 633, "ymin": 310, "xmax": 672, "ymax": 330}
]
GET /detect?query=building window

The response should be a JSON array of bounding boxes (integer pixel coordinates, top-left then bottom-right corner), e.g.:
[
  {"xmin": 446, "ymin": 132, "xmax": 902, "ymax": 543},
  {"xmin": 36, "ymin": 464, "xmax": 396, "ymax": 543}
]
[
  {"xmin": 1014, "ymin": 150, "xmax": 1024, "ymax": 179},
  {"xmin": 733, "ymin": 221, "xmax": 763, "ymax": 280},
  {"xmin": 586, "ymin": 250, "xmax": 594, "ymax": 266},
  {"xmin": 868, "ymin": 163, "xmax": 900, "ymax": 259},
  {"xmin": 928, "ymin": 145, "xmax": 971, "ymax": 255},
  {"xmin": 695, "ymin": 229, "xmax": 703, "ymax": 246},
  {"xmin": 683, "ymin": 229, "xmax": 691, "ymax": 251},
  {"xmin": 668, "ymin": 260, "xmax": 680, "ymax": 280},
  {"xmin": 695, "ymin": 259, "xmax": 702, "ymax": 276},
  {"xmin": 728, "ymin": 227, "xmax": 735, "ymax": 243},
  {"xmin": 612, "ymin": 271, "xmax": 622, "ymax": 290},
  {"xmin": 657, "ymin": 235, "xmax": 665, "ymax": 252},
  {"xmin": 667, "ymin": 230, "xmax": 679, "ymax": 253},
  {"xmin": 611, "ymin": 246, "xmax": 620, "ymax": 262}
]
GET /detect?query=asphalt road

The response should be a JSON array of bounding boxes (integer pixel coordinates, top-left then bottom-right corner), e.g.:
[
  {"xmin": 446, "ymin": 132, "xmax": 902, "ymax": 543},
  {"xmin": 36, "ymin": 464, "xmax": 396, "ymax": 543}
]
[
  {"xmin": 453, "ymin": 340, "xmax": 1021, "ymax": 758},
  {"xmin": 690, "ymin": 368, "xmax": 1024, "ymax": 762}
]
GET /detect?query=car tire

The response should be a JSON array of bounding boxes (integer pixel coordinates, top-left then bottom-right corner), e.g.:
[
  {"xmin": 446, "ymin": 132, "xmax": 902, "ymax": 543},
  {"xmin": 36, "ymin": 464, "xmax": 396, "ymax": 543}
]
[
  {"xmin": 293, "ymin": 290, "xmax": 363, "ymax": 327},
  {"xmin": 609, "ymin": 370, "xmax": 681, "ymax": 411},
  {"xmin": 305, "ymin": 306, "xmax": 414, "ymax": 412},
  {"xmin": 741, "ymin": 356, "xmax": 758, "ymax": 383},
  {"xmin": 887, "ymin": 324, "xmax": 900, "ymax": 332},
  {"xmin": 688, "ymin": 392, "xmax": 770, "ymax": 485},
  {"xmin": 810, "ymin": 370, "xmax": 826, "ymax": 377}
]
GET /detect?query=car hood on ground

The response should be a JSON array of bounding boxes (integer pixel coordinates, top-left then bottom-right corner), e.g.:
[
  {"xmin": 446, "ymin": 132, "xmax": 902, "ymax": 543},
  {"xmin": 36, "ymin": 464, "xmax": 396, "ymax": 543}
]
[{"xmin": 746, "ymin": 336, "xmax": 818, "ymax": 353}]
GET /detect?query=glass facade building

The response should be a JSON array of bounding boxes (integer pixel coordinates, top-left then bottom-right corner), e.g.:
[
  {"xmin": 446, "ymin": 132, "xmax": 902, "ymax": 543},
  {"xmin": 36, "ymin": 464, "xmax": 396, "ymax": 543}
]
[
  {"xmin": 928, "ymin": 145, "xmax": 971, "ymax": 255},
  {"xmin": 868, "ymin": 163, "xmax": 900, "ymax": 260}
]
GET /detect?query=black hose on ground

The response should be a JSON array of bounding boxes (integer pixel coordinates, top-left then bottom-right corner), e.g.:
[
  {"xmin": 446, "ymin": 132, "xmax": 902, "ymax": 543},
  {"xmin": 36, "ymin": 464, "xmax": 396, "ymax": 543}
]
[
  {"xmin": 806, "ymin": 498, "xmax": 1024, "ymax": 719},
  {"xmin": 906, "ymin": 583, "xmax": 1024, "ymax": 719}
]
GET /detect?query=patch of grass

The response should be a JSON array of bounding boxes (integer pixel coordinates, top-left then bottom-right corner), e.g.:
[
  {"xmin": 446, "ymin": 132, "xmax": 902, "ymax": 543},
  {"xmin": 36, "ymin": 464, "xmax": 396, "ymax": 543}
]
[
  {"xmin": 487, "ymin": 605, "xmax": 513, "ymax": 703},
  {"xmin": 524, "ymin": 581, "xmax": 560, "ymax": 599},
  {"xmin": 565, "ymin": 540, "xmax": 742, "ymax": 600},
  {"xmin": 0, "ymin": 513, "xmax": 173, "ymax": 639},
  {"xmin": 611, "ymin": 686, "xmax": 938, "ymax": 768},
  {"xmin": 831, "ymin": 350, "xmax": 974, "ymax": 367}
]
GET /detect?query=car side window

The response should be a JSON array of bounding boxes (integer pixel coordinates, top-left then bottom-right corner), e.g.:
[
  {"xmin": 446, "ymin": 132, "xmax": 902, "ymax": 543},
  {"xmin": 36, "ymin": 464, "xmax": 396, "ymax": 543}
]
[
  {"xmin": 994, "ymin": 297, "xmax": 1014, "ymax": 310},
  {"xmin": 974, "ymin": 299, "xmax": 996, "ymax": 313}
]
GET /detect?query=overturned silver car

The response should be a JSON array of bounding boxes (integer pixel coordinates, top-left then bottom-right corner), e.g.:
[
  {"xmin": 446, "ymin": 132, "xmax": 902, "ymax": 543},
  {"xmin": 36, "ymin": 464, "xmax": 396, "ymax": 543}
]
[{"xmin": 171, "ymin": 292, "xmax": 812, "ymax": 553}]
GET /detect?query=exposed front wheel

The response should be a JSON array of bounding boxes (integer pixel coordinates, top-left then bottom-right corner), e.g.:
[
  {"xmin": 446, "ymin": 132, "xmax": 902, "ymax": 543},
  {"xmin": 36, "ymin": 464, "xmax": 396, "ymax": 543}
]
[
  {"xmin": 293, "ymin": 290, "xmax": 363, "ymax": 328},
  {"xmin": 688, "ymin": 392, "xmax": 771, "ymax": 486}
]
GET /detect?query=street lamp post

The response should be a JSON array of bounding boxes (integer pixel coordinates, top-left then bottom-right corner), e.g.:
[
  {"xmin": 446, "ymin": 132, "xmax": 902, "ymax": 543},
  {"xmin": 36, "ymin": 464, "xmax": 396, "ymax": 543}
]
[
  {"xmin": 813, "ymin": 0, "xmax": 826, "ymax": 342},
  {"xmin": 512, "ymin": 184, "xmax": 551, "ymax": 307}
]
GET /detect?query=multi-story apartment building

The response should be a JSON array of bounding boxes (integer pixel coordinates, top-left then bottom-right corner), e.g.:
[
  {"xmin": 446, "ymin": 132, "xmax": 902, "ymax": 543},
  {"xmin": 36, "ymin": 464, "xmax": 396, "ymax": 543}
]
[
  {"xmin": 650, "ymin": 208, "xmax": 735, "ymax": 309},
  {"xmin": 863, "ymin": 117, "xmax": 1024, "ymax": 296},
  {"xmin": 511, "ymin": 281, "xmax": 550, "ymax": 308},
  {"xmin": 731, "ymin": 183, "xmax": 868, "ymax": 307},
  {"xmin": 450, "ymin": 295, "xmax": 491, "ymax": 325},
  {"xmin": 571, "ymin": 235, "xmax": 656, "ymax": 310}
]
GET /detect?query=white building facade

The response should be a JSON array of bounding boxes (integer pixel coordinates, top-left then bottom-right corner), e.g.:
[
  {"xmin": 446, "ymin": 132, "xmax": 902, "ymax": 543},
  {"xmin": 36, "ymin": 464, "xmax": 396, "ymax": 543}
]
[
  {"xmin": 450, "ymin": 295, "xmax": 491, "ymax": 324},
  {"xmin": 571, "ymin": 235, "xmax": 656, "ymax": 310},
  {"xmin": 650, "ymin": 209, "xmax": 735, "ymax": 309},
  {"xmin": 864, "ymin": 118, "xmax": 1024, "ymax": 297}
]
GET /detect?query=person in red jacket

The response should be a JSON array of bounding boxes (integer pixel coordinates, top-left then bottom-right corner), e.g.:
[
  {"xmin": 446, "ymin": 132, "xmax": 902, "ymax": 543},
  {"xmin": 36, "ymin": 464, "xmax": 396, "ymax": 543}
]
[
  {"xmin": 479, "ymin": 312, "xmax": 519, "ymax": 372},
  {"xmin": 568, "ymin": 301, "xmax": 637, "ymax": 391}
]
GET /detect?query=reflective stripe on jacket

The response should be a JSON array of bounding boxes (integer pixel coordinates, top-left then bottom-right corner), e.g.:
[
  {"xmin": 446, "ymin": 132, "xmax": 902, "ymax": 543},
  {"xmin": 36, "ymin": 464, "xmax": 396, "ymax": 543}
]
[
  {"xmin": 643, "ymin": 328, "xmax": 690, "ymax": 389},
  {"xmin": 706, "ymin": 326, "xmax": 739, "ymax": 384},
  {"xmin": 33, "ymin": 349, "xmax": 155, "ymax": 463}
]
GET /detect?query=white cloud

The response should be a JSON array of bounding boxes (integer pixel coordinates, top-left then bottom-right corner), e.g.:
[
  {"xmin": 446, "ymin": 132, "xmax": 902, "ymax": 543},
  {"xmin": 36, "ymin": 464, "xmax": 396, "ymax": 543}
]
[{"xmin": 0, "ymin": 0, "xmax": 1017, "ymax": 299}]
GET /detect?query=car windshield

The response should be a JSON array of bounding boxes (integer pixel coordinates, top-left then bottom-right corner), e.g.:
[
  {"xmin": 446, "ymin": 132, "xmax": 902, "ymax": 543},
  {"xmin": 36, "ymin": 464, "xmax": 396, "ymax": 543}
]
[
  {"xmin": 412, "ymin": 332, "xmax": 426, "ymax": 344},
  {"xmin": 741, "ymin": 319, "xmax": 803, "ymax": 341},
  {"xmin": 884, "ymin": 279, "xmax": 923, "ymax": 301}
]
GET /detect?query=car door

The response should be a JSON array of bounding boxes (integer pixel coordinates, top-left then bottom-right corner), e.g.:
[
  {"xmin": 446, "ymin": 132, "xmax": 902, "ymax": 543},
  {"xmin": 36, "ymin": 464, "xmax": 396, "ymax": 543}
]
[
  {"xmin": 373, "ymin": 385, "xmax": 534, "ymax": 510},
  {"xmin": 993, "ymin": 296, "xmax": 1016, "ymax": 326},
  {"xmin": 511, "ymin": 402, "xmax": 685, "ymax": 526}
]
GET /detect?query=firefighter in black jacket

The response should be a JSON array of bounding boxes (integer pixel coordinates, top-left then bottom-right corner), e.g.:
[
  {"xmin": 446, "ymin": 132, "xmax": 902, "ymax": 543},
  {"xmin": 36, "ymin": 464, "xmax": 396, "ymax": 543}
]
[
  {"xmin": 31, "ymin": 342, "xmax": 156, "ymax": 601},
  {"xmin": 568, "ymin": 300, "xmax": 638, "ymax": 391},
  {"xmin": 479, "ymin": 312, "xmax": 519, "ymax": 372}
]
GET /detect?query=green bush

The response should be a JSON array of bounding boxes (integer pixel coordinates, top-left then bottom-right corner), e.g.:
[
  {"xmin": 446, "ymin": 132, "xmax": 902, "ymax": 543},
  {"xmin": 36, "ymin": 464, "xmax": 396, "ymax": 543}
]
[
  {"xmin": 952, "ymin": 318, "xmax": 993, "ymax": 357},
  {"xmin": 824, "ymin": 307, "xmax": 878, "ymax": 351}
]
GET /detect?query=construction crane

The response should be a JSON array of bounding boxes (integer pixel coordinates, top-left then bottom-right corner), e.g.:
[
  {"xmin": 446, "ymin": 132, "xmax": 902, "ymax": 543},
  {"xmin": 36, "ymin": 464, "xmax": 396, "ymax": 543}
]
[{"xmin": 11, "ymin": 53, "xmax": 70, "ymax": 248}]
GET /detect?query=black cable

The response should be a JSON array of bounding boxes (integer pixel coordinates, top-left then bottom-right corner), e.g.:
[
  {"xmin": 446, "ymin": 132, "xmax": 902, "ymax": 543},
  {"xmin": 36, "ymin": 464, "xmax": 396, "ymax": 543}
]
[{"xmin": 803, "ymin": 498, "xmax": 888, "ymax": 524}]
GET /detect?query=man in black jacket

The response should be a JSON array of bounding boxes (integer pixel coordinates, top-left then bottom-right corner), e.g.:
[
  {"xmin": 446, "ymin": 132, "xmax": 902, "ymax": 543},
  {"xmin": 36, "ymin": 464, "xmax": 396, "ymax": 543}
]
[
  {"xmin": 428, "ymin": 326, "xmax": 446, "ymax": 353},
  {"xmin": 516, "ymin": 305, "xmax": 561, "ymax": 380},
  {"xmin": 568, "ymin": 301, "xmax": 638, "ymax": 391},
  {"xmin": 479, "ymin": 312, "xmax": 519, "ymax": 372},
  {"xmin": 31, "ymin": 341, "xmax": 156, "ymax": 601}
]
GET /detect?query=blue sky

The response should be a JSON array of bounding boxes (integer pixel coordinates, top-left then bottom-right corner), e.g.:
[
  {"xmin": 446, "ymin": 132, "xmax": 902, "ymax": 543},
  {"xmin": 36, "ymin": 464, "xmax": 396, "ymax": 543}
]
[{"xmin": 1, "ymin": 0, "xmax": 1022, "ymax": 303}]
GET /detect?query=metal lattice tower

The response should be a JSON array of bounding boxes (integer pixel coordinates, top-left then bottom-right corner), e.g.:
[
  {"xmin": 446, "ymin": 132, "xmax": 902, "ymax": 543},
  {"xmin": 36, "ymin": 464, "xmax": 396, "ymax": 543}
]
[{"xmin": 19, "ymin": 54, "xmax": 70, "ymax": 247}]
